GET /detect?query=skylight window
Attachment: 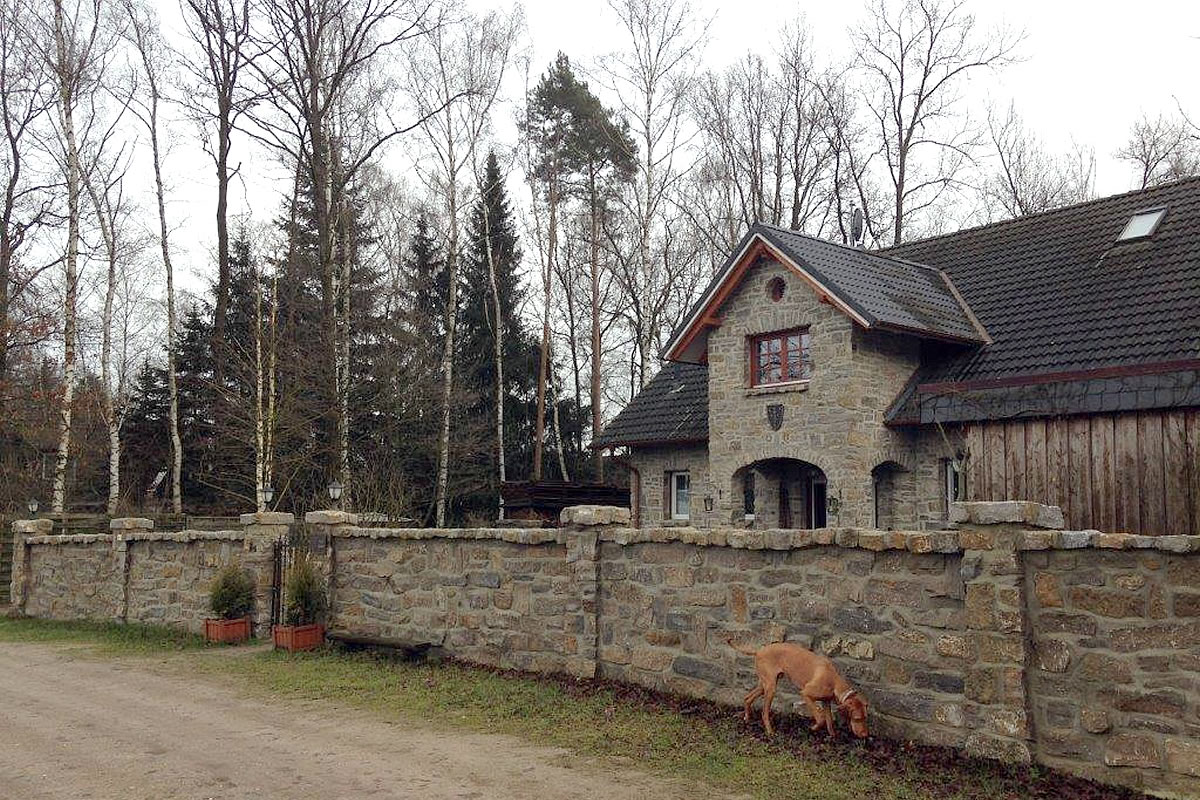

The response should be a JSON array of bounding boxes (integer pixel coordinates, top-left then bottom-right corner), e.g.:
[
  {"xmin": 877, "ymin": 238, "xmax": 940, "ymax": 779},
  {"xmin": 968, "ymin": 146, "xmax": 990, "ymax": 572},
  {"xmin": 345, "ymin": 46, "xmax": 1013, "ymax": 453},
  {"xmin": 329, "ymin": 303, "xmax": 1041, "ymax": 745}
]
[{"xmin": 1118, "ymin": 207, "xmax": 1167, "ymax": 242}]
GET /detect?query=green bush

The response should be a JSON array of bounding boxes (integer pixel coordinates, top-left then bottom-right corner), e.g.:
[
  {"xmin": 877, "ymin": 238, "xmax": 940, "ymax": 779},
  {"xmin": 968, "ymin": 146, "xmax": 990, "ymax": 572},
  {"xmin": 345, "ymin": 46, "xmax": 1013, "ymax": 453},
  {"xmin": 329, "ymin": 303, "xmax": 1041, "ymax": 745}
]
[
  {"xmin": 209, "ymin": 564, "xmax": 255, "ymax": 620},
  {"xmin": 284, "ymin": 554, "xmax": 327, "ymax": 626}
]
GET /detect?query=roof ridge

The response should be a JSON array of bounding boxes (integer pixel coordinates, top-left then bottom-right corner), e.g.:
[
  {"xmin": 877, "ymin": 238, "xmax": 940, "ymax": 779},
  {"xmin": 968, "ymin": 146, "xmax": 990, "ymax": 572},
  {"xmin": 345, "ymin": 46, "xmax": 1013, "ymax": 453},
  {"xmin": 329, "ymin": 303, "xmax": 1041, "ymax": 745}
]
[
  {"xmin": 879, "ymin": 175, "xmax": 1200, "ymax": 252},
  {"xmin": 754, "ymin": 221, "xmax": 946, "ymax": 275}
]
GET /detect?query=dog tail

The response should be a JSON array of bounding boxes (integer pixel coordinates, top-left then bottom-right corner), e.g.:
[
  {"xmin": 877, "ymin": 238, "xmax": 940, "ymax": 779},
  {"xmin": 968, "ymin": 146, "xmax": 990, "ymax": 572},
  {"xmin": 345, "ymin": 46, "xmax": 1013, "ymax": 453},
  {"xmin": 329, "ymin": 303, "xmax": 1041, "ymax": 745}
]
[{"xmin": 725, "ymin": 637, "xmax": 759, "ymax": 657}]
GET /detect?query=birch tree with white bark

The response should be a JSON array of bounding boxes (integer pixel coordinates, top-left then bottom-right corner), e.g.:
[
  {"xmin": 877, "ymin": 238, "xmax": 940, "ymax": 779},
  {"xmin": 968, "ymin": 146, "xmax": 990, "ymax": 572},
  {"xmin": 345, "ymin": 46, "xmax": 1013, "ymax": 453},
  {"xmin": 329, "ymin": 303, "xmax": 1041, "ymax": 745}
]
[{"xmin": 406, "ymin": 8, "xmax": 517, "ymax": 526}]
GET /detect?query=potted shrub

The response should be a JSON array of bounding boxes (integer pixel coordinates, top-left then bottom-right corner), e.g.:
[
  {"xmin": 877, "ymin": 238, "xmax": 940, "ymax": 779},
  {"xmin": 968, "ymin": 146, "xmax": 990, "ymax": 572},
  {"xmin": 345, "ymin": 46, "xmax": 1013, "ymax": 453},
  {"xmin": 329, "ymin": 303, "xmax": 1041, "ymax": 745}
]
[
  {"xmin": 205, "ymin": 564, "xmax": 255, "ymax": 644},
  {"xmin": 273, "ymin": 554, "xmax": 327, "ymax": 652}
]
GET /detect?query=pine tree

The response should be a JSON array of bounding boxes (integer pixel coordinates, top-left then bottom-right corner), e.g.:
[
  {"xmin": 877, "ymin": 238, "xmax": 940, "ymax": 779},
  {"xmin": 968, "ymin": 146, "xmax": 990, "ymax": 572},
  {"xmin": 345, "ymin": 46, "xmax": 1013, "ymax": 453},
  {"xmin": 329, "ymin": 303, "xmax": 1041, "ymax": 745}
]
[{"xmin": 457, "ymin": 153, "xmax": 540, "ymax": 517}]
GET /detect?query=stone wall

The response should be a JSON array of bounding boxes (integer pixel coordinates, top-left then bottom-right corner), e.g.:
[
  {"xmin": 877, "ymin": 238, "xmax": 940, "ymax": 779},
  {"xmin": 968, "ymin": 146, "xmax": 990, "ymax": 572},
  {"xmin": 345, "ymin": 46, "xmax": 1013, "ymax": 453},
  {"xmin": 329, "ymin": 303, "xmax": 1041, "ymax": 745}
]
[
  {"xmin": 15, "ymin": 501, "xmax": 1200, "ymax": 795},
  {"xmin": 11, "ymin": 514, "xmax": 285, "ymax": 636},
  {"xmin": 326, "ymin": 526, "xmax": 595, "ymax": 676},
  {"xmin": 1026, "ymin": 537, "xmax": 1200, "ymax": 794}
]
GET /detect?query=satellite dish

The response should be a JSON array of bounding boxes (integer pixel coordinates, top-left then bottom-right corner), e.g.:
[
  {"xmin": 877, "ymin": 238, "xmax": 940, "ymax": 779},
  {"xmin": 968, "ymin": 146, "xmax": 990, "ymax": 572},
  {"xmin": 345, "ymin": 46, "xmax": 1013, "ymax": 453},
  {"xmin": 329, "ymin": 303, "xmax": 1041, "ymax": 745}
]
[{"xmin": 850, "ymin": 207, "xmax": 864, "ymax": 247}]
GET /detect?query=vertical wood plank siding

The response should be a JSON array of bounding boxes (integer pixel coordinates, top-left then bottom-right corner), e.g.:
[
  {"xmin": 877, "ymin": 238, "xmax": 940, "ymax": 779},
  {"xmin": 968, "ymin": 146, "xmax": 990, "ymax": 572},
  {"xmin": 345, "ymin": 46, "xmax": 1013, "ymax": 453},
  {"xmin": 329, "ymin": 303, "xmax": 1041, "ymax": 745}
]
[{"xmin": 963, "ymin": 410, "xmax": 1200, "ymax": 535}]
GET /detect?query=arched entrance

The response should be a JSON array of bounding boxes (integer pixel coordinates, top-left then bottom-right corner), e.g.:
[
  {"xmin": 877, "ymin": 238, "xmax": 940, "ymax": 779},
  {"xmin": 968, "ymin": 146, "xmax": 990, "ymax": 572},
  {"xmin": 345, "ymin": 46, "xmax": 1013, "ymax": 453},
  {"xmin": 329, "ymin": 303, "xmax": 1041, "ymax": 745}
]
[{"xmin": 732, "ymin": 458, "xmax": 828, "ymax": 528}]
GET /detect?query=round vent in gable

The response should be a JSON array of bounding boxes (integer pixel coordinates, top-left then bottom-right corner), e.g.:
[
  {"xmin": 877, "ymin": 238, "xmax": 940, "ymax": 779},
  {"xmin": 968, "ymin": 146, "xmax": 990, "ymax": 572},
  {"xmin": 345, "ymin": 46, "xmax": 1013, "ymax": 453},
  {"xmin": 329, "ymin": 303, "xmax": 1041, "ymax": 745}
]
[{"xmin": 766, "ymin": 276, "xmax": 785, "ymax": 302}]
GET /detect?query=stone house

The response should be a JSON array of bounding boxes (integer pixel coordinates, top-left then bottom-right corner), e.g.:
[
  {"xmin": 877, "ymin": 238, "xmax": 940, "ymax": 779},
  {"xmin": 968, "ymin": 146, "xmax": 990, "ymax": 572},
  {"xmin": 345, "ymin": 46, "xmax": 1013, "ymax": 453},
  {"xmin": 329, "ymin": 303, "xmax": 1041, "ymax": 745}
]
[{"xmin": 594, "ymin": 179, "xmax": 1200, "ymax": 534}]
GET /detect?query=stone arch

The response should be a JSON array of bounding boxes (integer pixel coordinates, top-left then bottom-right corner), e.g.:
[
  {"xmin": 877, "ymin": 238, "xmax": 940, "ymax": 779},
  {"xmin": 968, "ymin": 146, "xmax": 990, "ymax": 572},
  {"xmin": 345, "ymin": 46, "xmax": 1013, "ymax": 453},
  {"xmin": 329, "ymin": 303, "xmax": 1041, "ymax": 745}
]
[{"xmin": 731, "ymin": 457, "xmax": 829, "ymax": 529}]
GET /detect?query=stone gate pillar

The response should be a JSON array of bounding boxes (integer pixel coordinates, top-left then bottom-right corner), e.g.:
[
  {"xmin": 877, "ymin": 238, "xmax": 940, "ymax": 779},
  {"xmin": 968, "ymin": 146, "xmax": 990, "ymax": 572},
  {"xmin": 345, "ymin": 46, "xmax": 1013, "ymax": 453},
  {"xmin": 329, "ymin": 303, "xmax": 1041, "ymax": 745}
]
[
  {"xmin": 9, "ymin": 518, "xmax": 52, "ymax": 614},
  {"xmin": 303, "ymin": 510, "xmax": 358, "ymax": 633},
  {"xmin": 240, "ymin": 512, "xmax": 295, "ymax": 637},
  {"xmin": 951, "ymin": 500, "xmax": 1064, "ymax": 764},
  {"xmin": 560, "ymin": 505, "xmax": 631, "ymax": 679}
]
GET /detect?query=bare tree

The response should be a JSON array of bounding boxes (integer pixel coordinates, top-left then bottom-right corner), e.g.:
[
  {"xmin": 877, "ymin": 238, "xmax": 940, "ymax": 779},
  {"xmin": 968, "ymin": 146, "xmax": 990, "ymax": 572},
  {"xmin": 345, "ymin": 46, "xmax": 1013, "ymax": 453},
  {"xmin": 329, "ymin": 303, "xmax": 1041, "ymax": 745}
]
[
  {"xmin": 0, "ymin": 0, "xmax": 54, "ymax": 408},
  {"xmin": 34, "ymin": 0, "xmax": 109, "ymax": 513},
  {"xmin": 406, "ymin": 9, "xmax": 516, "ymax": 525},
  {"xmin": 1117, "ymin": 113, "xmax": 1200, "ymax": 189},
  {"xmin": 985, "ymin": 104, "xmax": 1094, "ymax": 219},
  {"xmin": 854, "ymin": 0, "xmax": 1019, "ymax": 244},
  {"xmin": 122, "ymin": 0, "xmax": 182, "ymax": 513},
  {"xmin": 253, "ymin": 0, "xmax": 441, "ymax": 503},
  {"xmin": 83, "ymin": 147, "xmax": 134, "ymax": 516},
  {"xmin": 179, "ymin": 0, "xmax": 256, "ymax": 371},
  {"xmin": 600, "ymin": 0, "xmax": 707, "ymax": 455}
]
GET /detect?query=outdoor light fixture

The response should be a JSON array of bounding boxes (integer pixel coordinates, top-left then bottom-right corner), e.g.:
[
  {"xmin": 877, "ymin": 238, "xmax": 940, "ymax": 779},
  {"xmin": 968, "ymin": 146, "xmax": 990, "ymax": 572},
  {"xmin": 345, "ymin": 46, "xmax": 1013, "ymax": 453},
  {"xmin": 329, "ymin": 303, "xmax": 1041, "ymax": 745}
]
[
  {"xmin": 703, "ymin": 495, "xmax": 714, "ymax": 513},
  {"xmin": 27, "ymin": 497, "xmax": 38, "ymax": 515},
  {"xmin": 263, "ymin": 484, "xmax": 275, "ymax": 505},
  {"xmin": 327, "ymin": 479, "xmax": 344, "ymax": 503}
]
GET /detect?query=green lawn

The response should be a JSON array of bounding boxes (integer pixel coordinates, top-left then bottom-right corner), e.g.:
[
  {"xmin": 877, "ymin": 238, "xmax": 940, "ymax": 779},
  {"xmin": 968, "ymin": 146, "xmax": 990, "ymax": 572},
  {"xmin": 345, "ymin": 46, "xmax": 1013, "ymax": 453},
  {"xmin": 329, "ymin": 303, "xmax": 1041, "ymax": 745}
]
[{"xmin": 0, "ymin": 617, "xmax": 1139, "ymax": 800}]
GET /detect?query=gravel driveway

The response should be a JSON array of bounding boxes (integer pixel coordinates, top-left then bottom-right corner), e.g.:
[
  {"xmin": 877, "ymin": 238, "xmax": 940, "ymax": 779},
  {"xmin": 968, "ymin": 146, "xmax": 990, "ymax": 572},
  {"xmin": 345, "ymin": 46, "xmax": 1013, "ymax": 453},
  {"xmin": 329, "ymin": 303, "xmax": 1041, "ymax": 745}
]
[{"xmin": 0, "ymin": 643, "xmax": 702, "ymax": 800}]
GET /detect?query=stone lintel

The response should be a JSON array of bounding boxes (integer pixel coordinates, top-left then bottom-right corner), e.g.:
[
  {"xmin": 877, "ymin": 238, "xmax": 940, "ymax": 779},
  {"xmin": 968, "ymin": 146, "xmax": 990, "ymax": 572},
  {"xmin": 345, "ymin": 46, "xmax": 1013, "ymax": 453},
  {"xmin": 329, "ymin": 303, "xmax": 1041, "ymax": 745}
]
[
  {"xmin": 109, "ymin": 517, "xmax": 154, "ymax": 531},
  {"xmin": 304, "ymin": 510, "xmax": 359, "ymax": 525},
  {"xmin": 560, "ymin": 505, "xmax": 631, "ymax": 527}
]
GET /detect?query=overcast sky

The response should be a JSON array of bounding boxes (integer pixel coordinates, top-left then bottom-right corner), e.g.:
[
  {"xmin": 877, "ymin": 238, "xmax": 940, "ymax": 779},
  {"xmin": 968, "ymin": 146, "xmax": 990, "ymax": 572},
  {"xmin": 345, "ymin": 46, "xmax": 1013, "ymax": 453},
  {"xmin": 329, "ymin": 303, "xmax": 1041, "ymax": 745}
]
[{"xmin": 153, "ymin": 0, "xmax": 1200, "ymax": 295}]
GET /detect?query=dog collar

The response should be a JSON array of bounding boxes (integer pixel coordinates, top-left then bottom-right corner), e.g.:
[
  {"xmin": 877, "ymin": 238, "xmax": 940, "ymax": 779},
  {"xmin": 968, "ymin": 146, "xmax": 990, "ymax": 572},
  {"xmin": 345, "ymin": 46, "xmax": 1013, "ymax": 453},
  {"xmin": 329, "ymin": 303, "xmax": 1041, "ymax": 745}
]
[{"xmin": 836, "ymin": 687, "xmax": 857, "ymax": 705}]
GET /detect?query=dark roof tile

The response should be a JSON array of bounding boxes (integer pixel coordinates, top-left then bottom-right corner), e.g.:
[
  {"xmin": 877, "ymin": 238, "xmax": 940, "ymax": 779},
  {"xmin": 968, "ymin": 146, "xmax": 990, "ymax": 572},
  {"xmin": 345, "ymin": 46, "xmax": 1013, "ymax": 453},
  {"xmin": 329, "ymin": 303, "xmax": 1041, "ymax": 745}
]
[{"xmin": 592, "ymin": 362, "xmax": 708, "ymax": 448}]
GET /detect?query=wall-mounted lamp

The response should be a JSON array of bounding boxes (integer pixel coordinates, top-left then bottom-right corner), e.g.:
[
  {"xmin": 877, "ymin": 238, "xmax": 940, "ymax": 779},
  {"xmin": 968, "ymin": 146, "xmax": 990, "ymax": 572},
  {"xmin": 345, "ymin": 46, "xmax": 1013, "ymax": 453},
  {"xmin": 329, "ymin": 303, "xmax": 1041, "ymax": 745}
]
[
  {"xmin": 27, "ymin": 497, "xmax": 39, "ymax": 515},
  {"xmin": 327, "ymin": 479, "xmax": 343, "ymax": 504},
  {"xmin": 263, "ymin": 484, "xmax": 275, "ymax": 505},
  {"xmin": 703, "ymin": 495, "xmax": 714, "ymax": 513},
  {"xmin": 826, "ymin": 495, "xmax": 840, "ymax": 515}
]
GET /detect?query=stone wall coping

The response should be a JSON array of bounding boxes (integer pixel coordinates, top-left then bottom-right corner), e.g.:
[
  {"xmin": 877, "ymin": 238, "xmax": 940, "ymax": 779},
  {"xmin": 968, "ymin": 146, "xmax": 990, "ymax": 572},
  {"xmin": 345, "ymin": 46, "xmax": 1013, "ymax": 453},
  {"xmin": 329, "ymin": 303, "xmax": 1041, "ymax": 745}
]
[
  {"xmin": 23, "ymin": 530, "xmax": 248, "ymax": 546},
  {"xmin": 109, "ymin": 517, "xmax": 155, "ymax": 531},
  {"xmin": 119, "ymin": 530, "xmax": 246, "ymax": 543},
  {"xmin": 949, "ymin": 501, "xmax": 1065, "ymax": 530},
  {"xmin": 24, "ymin": 533, "xmax": 112, "ymax": 545},
  {"xmin": 305, "ymin": 510, "xmax": 359, "ymax": 525},
  {"xmin": 239, "ymin": 511, "xmax": 296, "ymax": 526},
  {"xmin": 334, "ymin": 527, "xmax": 566, "ymax": 545},
  {"xmin": 327, "ymin": 523, "xmax": 1200, "ymax": 554},
  {"xmin": 12, "ymin": 519, "xmax": 53, "ymax": 535},
  {"xmin": 560, "ymin": 505, "xmax": 631, "ymax": 526}
]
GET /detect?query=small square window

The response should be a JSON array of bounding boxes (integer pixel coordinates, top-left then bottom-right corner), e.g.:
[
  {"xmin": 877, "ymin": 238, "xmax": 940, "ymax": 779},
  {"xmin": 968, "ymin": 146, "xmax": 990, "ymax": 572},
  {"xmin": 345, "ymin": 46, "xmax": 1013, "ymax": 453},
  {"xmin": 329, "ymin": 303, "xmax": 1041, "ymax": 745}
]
[
  {"xmin": 1118, "ymin": 208, "xmax": 1167, "ymax": 241},
  {"xmin": 751, "ymin": 328, "xmax": 812, "ymax": 386}
]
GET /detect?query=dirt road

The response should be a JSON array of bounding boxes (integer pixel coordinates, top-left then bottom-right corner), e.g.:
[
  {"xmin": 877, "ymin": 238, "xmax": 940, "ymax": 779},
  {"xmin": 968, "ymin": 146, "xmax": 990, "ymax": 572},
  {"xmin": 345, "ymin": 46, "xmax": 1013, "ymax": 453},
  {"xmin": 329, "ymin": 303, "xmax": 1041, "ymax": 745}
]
[{"xmin": 0, "ymin": 643, "xmax": 704, "ymax": 800}]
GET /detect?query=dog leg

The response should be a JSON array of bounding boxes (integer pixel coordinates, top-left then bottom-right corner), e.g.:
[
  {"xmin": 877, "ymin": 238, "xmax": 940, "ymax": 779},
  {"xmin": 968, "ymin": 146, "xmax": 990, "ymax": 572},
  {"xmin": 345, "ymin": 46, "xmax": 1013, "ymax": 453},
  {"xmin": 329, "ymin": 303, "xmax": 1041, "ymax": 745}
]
[
  {"xmin": 800, "ymin": 695, "xmax": 825, "ymax": 732},
  {"xmin": 743, "ymin": 685, "xmax": 763, "ymax": 723},
  {"xmin": 761, "ymin": 680, "xmax": 777, "ymax": 736}
]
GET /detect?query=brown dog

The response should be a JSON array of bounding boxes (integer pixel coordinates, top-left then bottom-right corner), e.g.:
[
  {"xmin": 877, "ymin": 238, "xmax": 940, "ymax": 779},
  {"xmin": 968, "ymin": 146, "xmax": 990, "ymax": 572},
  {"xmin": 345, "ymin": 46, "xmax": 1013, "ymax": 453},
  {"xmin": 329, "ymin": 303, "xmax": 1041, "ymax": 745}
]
[{"xmin": 730, "ymin": 640, "xmax": 869, "ymax": 738}]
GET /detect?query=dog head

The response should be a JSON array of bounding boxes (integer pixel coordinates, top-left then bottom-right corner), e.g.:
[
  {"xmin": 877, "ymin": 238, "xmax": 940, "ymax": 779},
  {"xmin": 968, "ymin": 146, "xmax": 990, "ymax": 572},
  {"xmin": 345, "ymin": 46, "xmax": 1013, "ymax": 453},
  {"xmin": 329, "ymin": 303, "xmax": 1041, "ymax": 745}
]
[{"xmin": 838, "ymin": 692, "xmax": 869, "ymax": 738}]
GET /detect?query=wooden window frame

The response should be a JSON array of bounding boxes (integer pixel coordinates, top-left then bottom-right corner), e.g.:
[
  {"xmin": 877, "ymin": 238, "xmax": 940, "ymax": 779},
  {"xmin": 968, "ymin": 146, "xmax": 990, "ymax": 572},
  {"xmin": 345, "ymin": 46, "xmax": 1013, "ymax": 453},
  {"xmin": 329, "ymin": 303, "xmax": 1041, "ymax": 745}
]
[{"xmin": 749, "ymin": 327, "xmax": 812, "ymax": 387}]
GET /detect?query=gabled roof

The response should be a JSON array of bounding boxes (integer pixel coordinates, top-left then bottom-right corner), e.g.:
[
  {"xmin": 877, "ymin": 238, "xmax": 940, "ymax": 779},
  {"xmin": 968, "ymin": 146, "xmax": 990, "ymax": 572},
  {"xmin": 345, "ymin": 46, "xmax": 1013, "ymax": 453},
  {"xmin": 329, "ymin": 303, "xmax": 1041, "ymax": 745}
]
[
  {"xmin": 664, "ymin": 223, "xmax": 988, "ymax": 362},
  {"xmin": 591, "ymin": 361, "xmax": 707, "ymax": 449},
  {"xmin": 883, "ymin": 177, "xmax": 1200, "ymax": 385}
]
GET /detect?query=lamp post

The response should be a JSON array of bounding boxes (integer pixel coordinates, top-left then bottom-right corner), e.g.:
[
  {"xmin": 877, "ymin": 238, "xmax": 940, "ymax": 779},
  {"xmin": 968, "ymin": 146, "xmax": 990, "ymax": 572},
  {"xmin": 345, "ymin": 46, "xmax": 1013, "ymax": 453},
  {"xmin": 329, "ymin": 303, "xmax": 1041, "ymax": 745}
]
[
  {"xmin": 327, "ymin": 479, "xmax": 343, "ymax": 510},
  {"xmin": 263, "ymin": 484, "xmax": 275, "ymax": 507},
  {"xmin": 27, "ymin": 497, "xmax": 39, "ymax": 516}
]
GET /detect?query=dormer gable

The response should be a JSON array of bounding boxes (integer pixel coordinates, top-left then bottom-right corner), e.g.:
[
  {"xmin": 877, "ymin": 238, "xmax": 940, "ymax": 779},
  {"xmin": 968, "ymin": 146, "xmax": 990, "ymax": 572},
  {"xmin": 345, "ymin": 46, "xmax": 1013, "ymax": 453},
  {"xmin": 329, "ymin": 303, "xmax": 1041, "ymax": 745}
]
[{"xmin": 663, "ymin": 224, "xmax": 989, "ymax": 364}]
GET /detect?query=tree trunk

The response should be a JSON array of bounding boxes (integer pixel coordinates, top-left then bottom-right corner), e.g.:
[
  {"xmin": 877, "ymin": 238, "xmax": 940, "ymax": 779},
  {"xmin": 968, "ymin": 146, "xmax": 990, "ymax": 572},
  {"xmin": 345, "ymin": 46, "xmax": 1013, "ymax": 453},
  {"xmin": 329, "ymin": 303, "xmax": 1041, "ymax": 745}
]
[
  {"xmin": 84, "ymin": 174, "xmax": 120, "ymax": 517},
  {"xmin": 152, "ymin": 111, "xmax": 183, "ymax": 515},
  {"xmin": 51, "ymin": 0, "xmax": 80, "ymax": 515},
  {"xmin": 211, "ymin": 114, "xmax": 232, "ymax": 376},
  {"xmin": 481, "ymin": 177, "xmax": 506, "ymax": 519},
  {"xmin": 434, "ymin": 131, "xmax": 458, "ymax": 527},
  {"xmin": 532, "ymin": 174, "xmax": 557, "ymax": 482},
  {"xmin": 254, "ymin": 257, "xmax": 265, "ymax": 512},
  {"xmin": 588, "ymin": 168, "xmax": 603, "ymax": 481}
]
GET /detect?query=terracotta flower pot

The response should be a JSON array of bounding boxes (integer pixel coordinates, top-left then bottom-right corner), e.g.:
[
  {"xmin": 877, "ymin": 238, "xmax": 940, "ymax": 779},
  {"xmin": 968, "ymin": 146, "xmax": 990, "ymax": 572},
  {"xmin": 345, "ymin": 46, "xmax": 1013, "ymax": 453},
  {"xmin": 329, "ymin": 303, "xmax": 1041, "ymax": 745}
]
[
  {"xmin": 273, "ymin": 623, "xmax": 326, "ymax": 653},
  {"xmin": 205, "ymin": 616, "xmax": 251, "ymax": 644}
]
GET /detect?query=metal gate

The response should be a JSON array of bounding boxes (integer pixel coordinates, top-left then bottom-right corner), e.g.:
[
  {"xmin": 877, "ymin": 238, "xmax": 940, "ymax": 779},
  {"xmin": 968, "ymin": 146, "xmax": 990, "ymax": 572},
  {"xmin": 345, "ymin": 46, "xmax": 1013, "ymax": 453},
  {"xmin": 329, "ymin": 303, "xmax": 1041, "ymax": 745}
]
[{"xmin": 269, "ymin": 521, "xmax": 324, "ymax": 626}]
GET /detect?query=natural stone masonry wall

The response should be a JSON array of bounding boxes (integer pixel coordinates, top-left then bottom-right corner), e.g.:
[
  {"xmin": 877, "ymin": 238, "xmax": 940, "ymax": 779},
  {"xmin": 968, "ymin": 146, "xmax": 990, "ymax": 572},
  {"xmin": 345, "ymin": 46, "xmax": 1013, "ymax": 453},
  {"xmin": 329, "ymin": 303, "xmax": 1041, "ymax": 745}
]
[
  {"xmin": 11, "ymin": 513, "xmax": 287, "ymax": 637},
  {"xmin": 14, "ymin": 502, "xmax": 1200, "ymax": 796},
  {"xmin": 1025, "ymin": 532, "xmax": 1200, "ymax": 795}
]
